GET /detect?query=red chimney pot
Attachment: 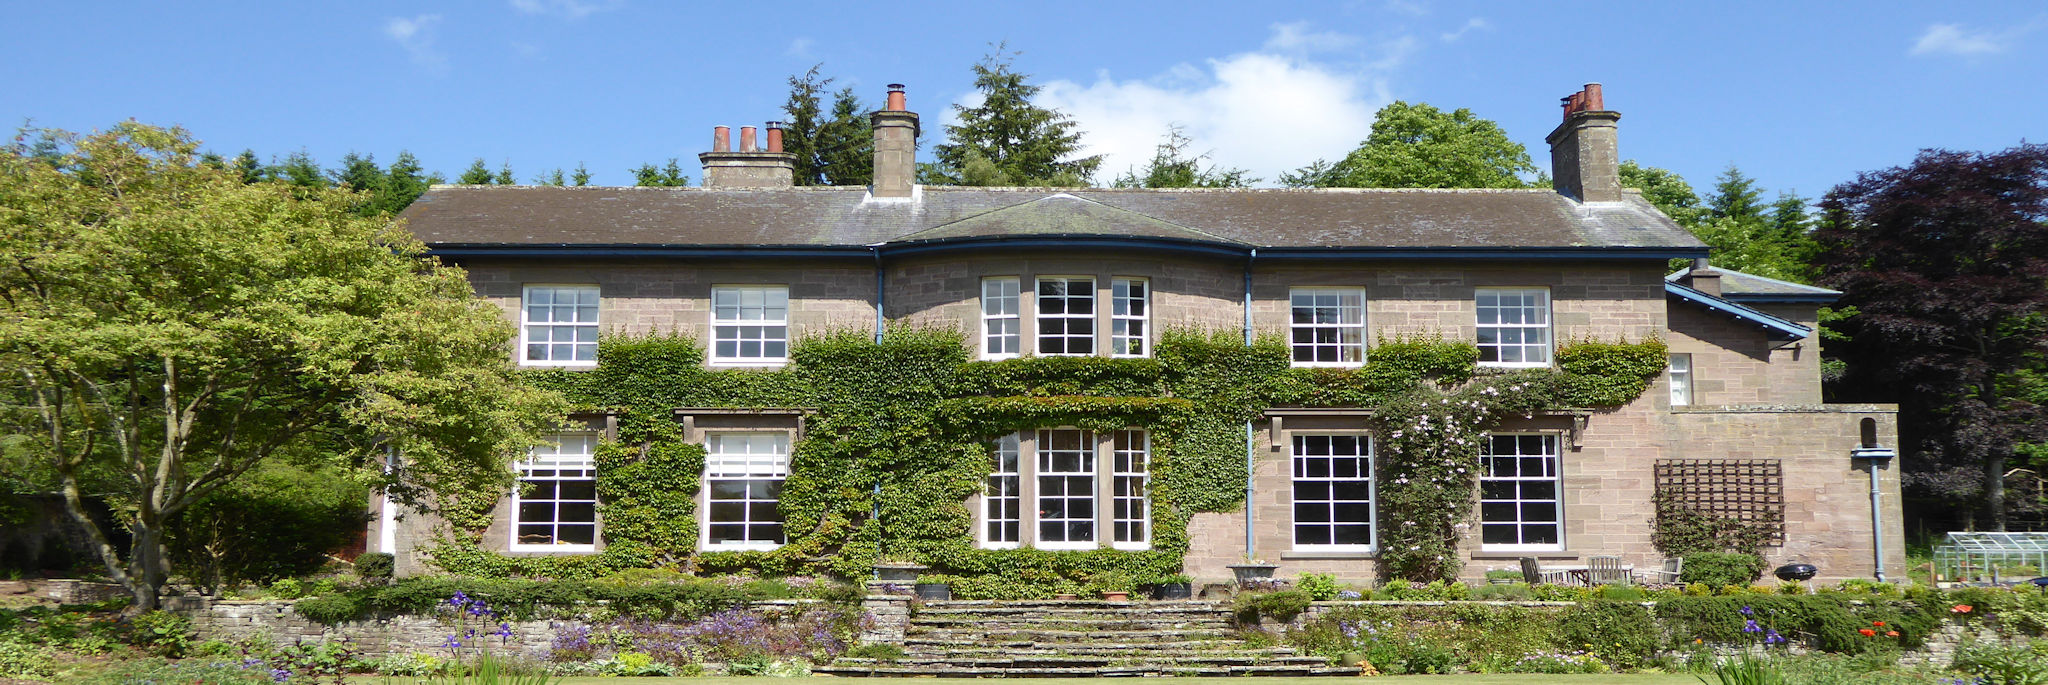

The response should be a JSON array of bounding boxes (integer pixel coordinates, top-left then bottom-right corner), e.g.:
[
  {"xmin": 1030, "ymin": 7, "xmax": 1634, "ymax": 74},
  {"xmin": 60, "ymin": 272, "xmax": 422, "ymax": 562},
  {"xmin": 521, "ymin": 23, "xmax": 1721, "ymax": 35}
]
[
  {"xmin": 886, "ymin": 84, "xmax": 906, "ymax": 112},
  {"xmin": 713, "ymin": 126, "xmax": 730, "ymax": 153},
  {"xmin": 1582, "ymin": 83, "xmax": 1604, "ymax": 111},
  {"xmin": 739, "ymin": 126, "xmax": 757, "ymax": 153},
  {"xmin": 765, "ymin": 122, "xmax": 784, "ymax": 153}
]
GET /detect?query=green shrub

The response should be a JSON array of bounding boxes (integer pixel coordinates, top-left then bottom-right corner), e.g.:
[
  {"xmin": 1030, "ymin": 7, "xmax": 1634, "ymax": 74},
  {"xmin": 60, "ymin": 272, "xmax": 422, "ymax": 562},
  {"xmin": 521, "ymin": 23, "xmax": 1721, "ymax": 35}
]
[
  {"xmin": 0, "ymin": 637, "xmax": 55, "ymax": 680},
  {"xmin": 293, "ymin": 593, "xmax": 365, "ymax": 623},
  {"xmin": 128, "ymin": 610, "xmax": 193, "ymax": 657},
  {"xmin": 291, "ymin": 575, "xmax": 754, "ymax": 623},
  {"xmin": 166, "ymin": 465, "xmax": 368, "ymax": 593},
  {"xmin": 355, "ymin": 552, "xmax": 395, "ymax": 581},
  {"xmin": 1234, "ymin": 590, "xmax": 1312, "ymax": 623},
  {"xmin": 1297, "ymin": 573, "xmax": 1339, "ymax": 601},
  {"xmin": 80, "ymin": 658, "xmax": 275, "ymax": 684},
  {"xmin": 1952, "ymin": 640, "xmax": 2048, "ymax": 685},
  {"xmin": 1682, "ymin": 552, "xmax": 1767, "ymax": 587},
  {"xmin": 843, "ymin": 643, "xmax": 907, "ymax": 662},
  {"xmin": 1557, "ymin": 600, "xmax": 1660, "ymax": 670},
  {"xmin": 1593, "ymin": 583, "xmax": 1647, "ymax": 601}
]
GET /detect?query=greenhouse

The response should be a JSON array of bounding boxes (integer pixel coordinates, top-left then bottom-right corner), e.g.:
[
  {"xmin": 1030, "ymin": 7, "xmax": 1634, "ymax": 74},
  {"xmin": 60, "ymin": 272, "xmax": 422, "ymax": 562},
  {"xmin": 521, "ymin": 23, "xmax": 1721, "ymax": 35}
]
[{"xmin": 1933, "ymin": 531, "xmax": 2048, "ymax": 584}]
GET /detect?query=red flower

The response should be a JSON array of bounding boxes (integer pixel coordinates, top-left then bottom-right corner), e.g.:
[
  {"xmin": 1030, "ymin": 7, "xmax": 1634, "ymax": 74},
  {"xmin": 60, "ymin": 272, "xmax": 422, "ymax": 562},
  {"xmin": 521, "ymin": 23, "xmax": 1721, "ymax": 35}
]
[
  {"xmin": 1872, "ymin": 621, "xmax": 1885, "ymax": 627},
  {"xmin": 1885, "ymin": 630, "xmax": 1899, "ymax": 637},
  {"xmin": 1858, "ymin": 629, "xmax": 1877, "ymax": 637},
  {"xmin": 1953, "ymin": 604, "xmax": 1974, "ymax": 613}
]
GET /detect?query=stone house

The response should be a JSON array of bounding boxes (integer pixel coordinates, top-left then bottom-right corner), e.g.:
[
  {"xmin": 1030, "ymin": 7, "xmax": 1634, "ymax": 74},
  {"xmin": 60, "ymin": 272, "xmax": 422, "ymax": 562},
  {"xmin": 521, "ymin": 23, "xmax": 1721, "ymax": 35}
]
[{"xmin": 377, "ymin": 83, "xmax": 1904, "ymax": 584}]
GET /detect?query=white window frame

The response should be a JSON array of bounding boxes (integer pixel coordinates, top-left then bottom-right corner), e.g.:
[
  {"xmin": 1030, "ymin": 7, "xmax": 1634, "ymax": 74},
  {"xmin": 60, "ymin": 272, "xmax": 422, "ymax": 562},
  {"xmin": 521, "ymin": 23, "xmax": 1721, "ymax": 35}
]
[
  {"xmin": 510, "ymin": 433, "xmax": 600, "ymax": 553},
  {"xmin": 1110, "ymin": 429, "xmax": 1151, "ymax": 550},
  {"xmin": 976, "ymin": 428, "xmax": 1151, "ymax": 551},
  {"xmin": 710, "ymin": 285, "xmax": 790, "ymax": 366},
  {"xmin": 701, "ymin": 432, "xmax": 791, "ymax": 551},
  {"xmin": 1290, "ymin": 433, "xmax": 1376, "ymax": 552},
  {"xmin": 980, "ymin": 434, "xmax": 1022, "ymax": 549},
  {"xmin": 1478, "ymin": 433, "xmax": 1564, "ymax": 552},
  {"xmin": 1035, "ymin": 276, "xmax": 1096, "ymax": 357},
  {"xmin": 1110, "ymin": 278, "xmax": 1149, "ymax": 358},
  {"xmin": 520, "ymin": 285, "xmax": 600, "ymax": 367},
  {"xmin": 1669, "ymin": 353, "xmax": 1693, "ymax": 407},
  {"xmin": 1289, "ymin": 288, "xmax": 1366, "ymax": 368},
  {"xmin": 981, "ymin": 277, "xmax": 1021, "ymax": 360},
  {"xmin": 1475, "ymin": 288, "xmax": 1552, "ymax": 368},
  {"xmin": 1034, "ymin": 428, "xmax": 1098, "ymax": 550}
]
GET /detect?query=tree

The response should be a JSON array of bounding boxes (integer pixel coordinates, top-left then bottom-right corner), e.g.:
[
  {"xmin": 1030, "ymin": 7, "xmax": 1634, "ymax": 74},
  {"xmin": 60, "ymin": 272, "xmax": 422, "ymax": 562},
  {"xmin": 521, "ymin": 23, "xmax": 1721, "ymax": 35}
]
[
  {"xmin": 458, "ymin": 158, "xmax": 494, "ymax": 185},
  {"xmin": 1816, "ymin": 143, "xmax": 2048, "ymax": 530},
  {"xmin": 816, "ymin": 87, "xmax": 873, "ymax": 186},
  {"xmin": 1281, "ymin": 101, "xmax": 1535, "ymax": 189},
  {"xmin": 228, "ymin": 150, "xmax": 263, "ymax": 185},
  {"xmin": 0, "ymin": 123, "xmax": 563, "ymax": 609},
  {"xmin": 631, "ymin": 159, "xmax": 689, "ymax": 187},
  {"xmin": 1111, "ymin": 125, "xmax": 1255, "ymax": 188},
  {"xmin": 534, "ymin": 168, "xmax": 566, "ymax": 186},
  {"xmin": 494, "ymin": 161, "xmax": 515, "ymax": 186},
  {"xmin": 376, "ymin": 151, "xmax": 438, "ymax": 215},
  {"xmin": 922, "ymin": 48, "xmax": 1102, "ymax": 187},
  {"xmin": 781, "ymin": 65, "xmax": 830, "ymax": 186},
  {"xmin": 1619, "ymin": 160, "xmax": 1706, "ymax": 226},
  {"xmin": 1691, "ymin": 166, "xmax": 1818, "ymax": 282},
  {"xmin": 270, "ymin": 150, "xmax": 328, "ymax": 189},
  {"xmin": 570, "ymin": 162, "xmax": 591, "ymax": 187}
]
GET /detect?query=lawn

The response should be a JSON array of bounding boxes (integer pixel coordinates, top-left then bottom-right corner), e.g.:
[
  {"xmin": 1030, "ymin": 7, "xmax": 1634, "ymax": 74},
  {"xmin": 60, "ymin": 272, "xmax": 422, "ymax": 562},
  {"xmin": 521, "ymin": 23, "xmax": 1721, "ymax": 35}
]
[{"xmin": 350, "ymin": 676, "xmax": 1706, "ymax": 685}]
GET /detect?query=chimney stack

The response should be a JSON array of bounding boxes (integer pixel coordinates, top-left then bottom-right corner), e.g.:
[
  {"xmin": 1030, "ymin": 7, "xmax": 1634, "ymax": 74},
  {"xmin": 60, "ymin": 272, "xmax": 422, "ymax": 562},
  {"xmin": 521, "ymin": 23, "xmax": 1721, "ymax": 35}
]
[
  {"xmin": 1685, "ymin": 258, "xmax": 1723, "ymax": 296},
  {"xmin": 700, "ymin": 121, "xmax": 796, "ymax": 189},
  {"xmin": 869, "ymin": 83, "xmax": 920, "ymax": 199},
  {"xmin": 1545, "ymin": 82, "xmax": 1622, "ymax": 203}
]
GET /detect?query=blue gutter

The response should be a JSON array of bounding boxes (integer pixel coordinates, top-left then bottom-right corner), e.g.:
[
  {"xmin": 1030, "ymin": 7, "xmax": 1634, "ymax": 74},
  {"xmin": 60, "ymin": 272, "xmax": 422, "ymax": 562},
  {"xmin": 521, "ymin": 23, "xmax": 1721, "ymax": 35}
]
[
  {"xmin": 1665, "ymin": 281, "xmax": 1812, "ymax": 341},
  {"xmin": 428, "ymin": 240, "xmax": 1707, "ymax": 262}
]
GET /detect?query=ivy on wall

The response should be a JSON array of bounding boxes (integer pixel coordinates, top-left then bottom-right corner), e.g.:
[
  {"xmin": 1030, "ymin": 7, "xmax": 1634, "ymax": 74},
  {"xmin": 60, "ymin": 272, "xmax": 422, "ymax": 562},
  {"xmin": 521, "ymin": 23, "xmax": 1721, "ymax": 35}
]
[{"xmin": 421, "ymin": 327, "xmax": 1667, "ymax": 587}]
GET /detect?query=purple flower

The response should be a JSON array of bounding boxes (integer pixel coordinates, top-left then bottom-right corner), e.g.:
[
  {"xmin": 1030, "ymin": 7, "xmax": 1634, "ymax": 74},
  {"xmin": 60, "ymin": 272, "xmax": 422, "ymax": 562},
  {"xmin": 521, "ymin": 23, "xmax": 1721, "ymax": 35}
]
[
  {"xmin": 1743, "ymin": 619, "xmax": 1761, "ymax": 633},
  {"xmin": 494, "ymin": 622, "xmax": 515, "ymax": 639},
  {"xmin": 449, "ymin": 591, "xmax": 470, "ymax": 607},
  {"xmin": 1739, "ymin": 605, "xmax": 1754, "ymax": 616},
  {"xmin": 270, "ymin": 667, "xmax": 291, "ymax": 683},
  {"xmin": 443, "ymin": 634, "xmax": 464, "ymax": 649},
  {"xmin": 1764, "ymin": 629, "xmax": 1785, "ymax": 645}
]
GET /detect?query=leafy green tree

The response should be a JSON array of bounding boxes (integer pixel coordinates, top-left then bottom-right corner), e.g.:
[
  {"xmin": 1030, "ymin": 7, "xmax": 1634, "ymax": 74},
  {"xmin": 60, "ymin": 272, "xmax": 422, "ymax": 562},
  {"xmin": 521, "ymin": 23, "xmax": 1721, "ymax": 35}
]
[
  {"xmin": 1816, "ymin": 143, "xmax": 2048, "ymax": 530},
  {"xmin": 781, "ymin": 65, "xmax": 830, "ymax": 186},
  {"xmin": 816, "ymin": 87, "xmax": 873, "ymax": 186},
  {"xmin": 166, "ymin": 464, "xmax": 367, "ymax": 593},
  {"xmin": 570, "ymin": 162, "xmax": 591, "ymax": 187},
  {"xmin": 1690, "ymin": 166, "xmax": 1817, "ymax": 282},
  {"xmin": 229, "ymin": 150, "xmax": 264, "ymax": 185},
  {"xmin": 1112, "ymin": 125, "xmax": 1255, "ymax": 188},
  {"xmin": 375, "ymin": 151, "xmax": 438, "ymax": 215},
  {"xmin": 0, "ymin": 123, "xmax": 564, "ymax": 609},
  {"xmin": 270, "ymin": 150, "xmax": 329, "ymax": 189},
  {"xmin": 631, "ymin": 158, "xmax": 689, "ymax": 187},
  {"xmin": 494, "ymin": 161, "xmax": 515, "ymax": 186},
  {"xmin": 922, "ymin": 48, "xmax": 1102, "ymax": 187},
  {"xmin": 1281, "ymin": 101, "xmax": 1534, "ymax": 189},
  {"xmin": 457, "ymin": 158, "xmax": 494, "ymax": 185},
  {"xmin": 1618, "ymin": 160, "xmax": 1706, "ymax": 226},
  {"xmin": 331, "ymin": 152, "xmax": 386, "ymax": 194}
]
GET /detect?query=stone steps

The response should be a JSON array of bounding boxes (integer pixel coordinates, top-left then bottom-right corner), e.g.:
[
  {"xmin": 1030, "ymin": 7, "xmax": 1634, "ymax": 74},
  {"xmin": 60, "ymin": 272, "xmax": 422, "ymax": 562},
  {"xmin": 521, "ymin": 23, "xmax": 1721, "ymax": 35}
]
[{"xmin": 823, "ymin": 599, "xmax": 1356, "ymax": 677}]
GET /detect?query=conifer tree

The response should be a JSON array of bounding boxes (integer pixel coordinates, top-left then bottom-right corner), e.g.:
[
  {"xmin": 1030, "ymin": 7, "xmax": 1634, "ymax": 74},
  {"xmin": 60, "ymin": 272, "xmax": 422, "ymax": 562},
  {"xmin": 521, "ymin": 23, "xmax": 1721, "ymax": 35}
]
[
  {"xmin": 816, "ymin": 87, "xmax": 873, "ymax": 186},
  {"xmin": 923, "ymin": 47, "xmax": 1101, "ymax": 187},
  {"xmin": 457, "ymin": 158, "xmax": 493, "ymax": 185},
  {"xmin": 570, "ymin": 163, "xmax": 592, "ymax": 187}
]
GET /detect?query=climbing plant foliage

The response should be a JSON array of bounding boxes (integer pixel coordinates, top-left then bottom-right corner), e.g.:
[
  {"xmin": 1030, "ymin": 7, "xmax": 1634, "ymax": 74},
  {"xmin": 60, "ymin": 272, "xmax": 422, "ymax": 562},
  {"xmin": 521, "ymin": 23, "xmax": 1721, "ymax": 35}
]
[{"xmin": 423, "ymin": 327, "xmax": 1666, "ymax": 587}]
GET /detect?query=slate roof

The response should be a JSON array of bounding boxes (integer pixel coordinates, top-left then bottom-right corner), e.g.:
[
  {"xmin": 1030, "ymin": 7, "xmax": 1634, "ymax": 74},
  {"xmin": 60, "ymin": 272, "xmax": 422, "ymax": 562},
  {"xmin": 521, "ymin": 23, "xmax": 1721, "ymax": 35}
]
[
  {"xmin": 1665, "ymin": 266, "xmax": 1841, "ymax": 303},
  {"xmin": 400, "ymin": 184, "xmax": 1706, "ymax": 254}
]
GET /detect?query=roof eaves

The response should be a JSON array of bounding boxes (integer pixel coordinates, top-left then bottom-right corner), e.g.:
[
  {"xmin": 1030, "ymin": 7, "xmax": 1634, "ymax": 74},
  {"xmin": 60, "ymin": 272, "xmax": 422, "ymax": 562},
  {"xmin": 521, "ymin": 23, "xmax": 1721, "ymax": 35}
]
[
  {"xmin": 1258, "ymin": 246, "xmax": 1709, "ymax": 260},
  {"xmin": 1665, "ymin": 281, "xmax": 1813, "ymax": 341},
  {"xmin": 424, "ymin": 243, "xmax": 874, "ymax": 258}
]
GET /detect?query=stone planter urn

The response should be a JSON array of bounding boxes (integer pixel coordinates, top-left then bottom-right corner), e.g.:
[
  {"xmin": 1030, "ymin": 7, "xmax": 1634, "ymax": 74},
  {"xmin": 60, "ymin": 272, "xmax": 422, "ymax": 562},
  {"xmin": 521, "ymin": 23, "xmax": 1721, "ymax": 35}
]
[
  {"xmin": 872, "ymin": 561, "xmax": 927, "ymax": 582},
  {"xmin": 1227, "ymin": 563, "xmax": 1279, "ymax": 588}
]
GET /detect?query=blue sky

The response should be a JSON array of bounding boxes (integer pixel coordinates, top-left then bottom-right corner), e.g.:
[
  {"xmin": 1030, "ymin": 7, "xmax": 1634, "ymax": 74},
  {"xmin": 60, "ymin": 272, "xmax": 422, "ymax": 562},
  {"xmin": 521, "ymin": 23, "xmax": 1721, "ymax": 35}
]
[{"xmin": 4, "ymin": 1, "xmax": 2043, "ymax": 201}]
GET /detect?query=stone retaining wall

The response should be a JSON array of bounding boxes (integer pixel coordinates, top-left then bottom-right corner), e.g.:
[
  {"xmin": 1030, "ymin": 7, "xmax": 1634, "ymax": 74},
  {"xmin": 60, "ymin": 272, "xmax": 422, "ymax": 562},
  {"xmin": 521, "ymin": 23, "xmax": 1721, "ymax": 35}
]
[{"xmin": 184, "ymin": 598, "xmax": 824, "ymax": 661}]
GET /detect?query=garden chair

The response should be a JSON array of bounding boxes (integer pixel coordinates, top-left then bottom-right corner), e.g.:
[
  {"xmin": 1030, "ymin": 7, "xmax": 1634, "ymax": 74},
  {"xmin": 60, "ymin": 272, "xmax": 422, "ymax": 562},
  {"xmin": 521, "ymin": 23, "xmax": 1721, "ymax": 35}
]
[
  {"xmin": 1519, "ymin": 556, "xmax": 1567, "ymax": 585},
  {"xmin": 1588, "ymin": 555, "xmax": 1632, "ymax": 585},
  {"xmin": 1642, "ymin": 557, "xmax": 1683, "ymax": 586}
]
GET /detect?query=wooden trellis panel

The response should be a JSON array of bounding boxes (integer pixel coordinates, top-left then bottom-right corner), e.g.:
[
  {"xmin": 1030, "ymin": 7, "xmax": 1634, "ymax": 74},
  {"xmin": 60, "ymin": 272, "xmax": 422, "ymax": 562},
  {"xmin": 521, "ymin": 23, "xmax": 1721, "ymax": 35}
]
[{"xmin": 1654, "ymin": 459, "xmax": 1785, "ymax": 544}]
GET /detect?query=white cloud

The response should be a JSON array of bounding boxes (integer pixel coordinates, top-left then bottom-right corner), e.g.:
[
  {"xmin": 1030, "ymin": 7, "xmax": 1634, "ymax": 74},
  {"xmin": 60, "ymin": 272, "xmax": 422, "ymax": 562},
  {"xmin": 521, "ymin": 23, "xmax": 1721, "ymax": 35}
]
[
  {"xmin": 384, "ymin": 14, "xmax": 446, "ymax": 74},
  {"xmin": 1910, "ymin": 22, "xmax": 2009, "ymax": 56},
  {"xmin": 1022, "ymin": 24, "xmax": 1402, "ymax": 186},
  {"xmin": 786, "ymin": 37, "xmax": 815, "ymax": 59},
  {"xmin": 1440, "ymin": 17, "xmax": 1491, "ymax": 43},
  {"xmin": 509, "ymin": 0, "xmax": 620, "ymax": 19}
]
